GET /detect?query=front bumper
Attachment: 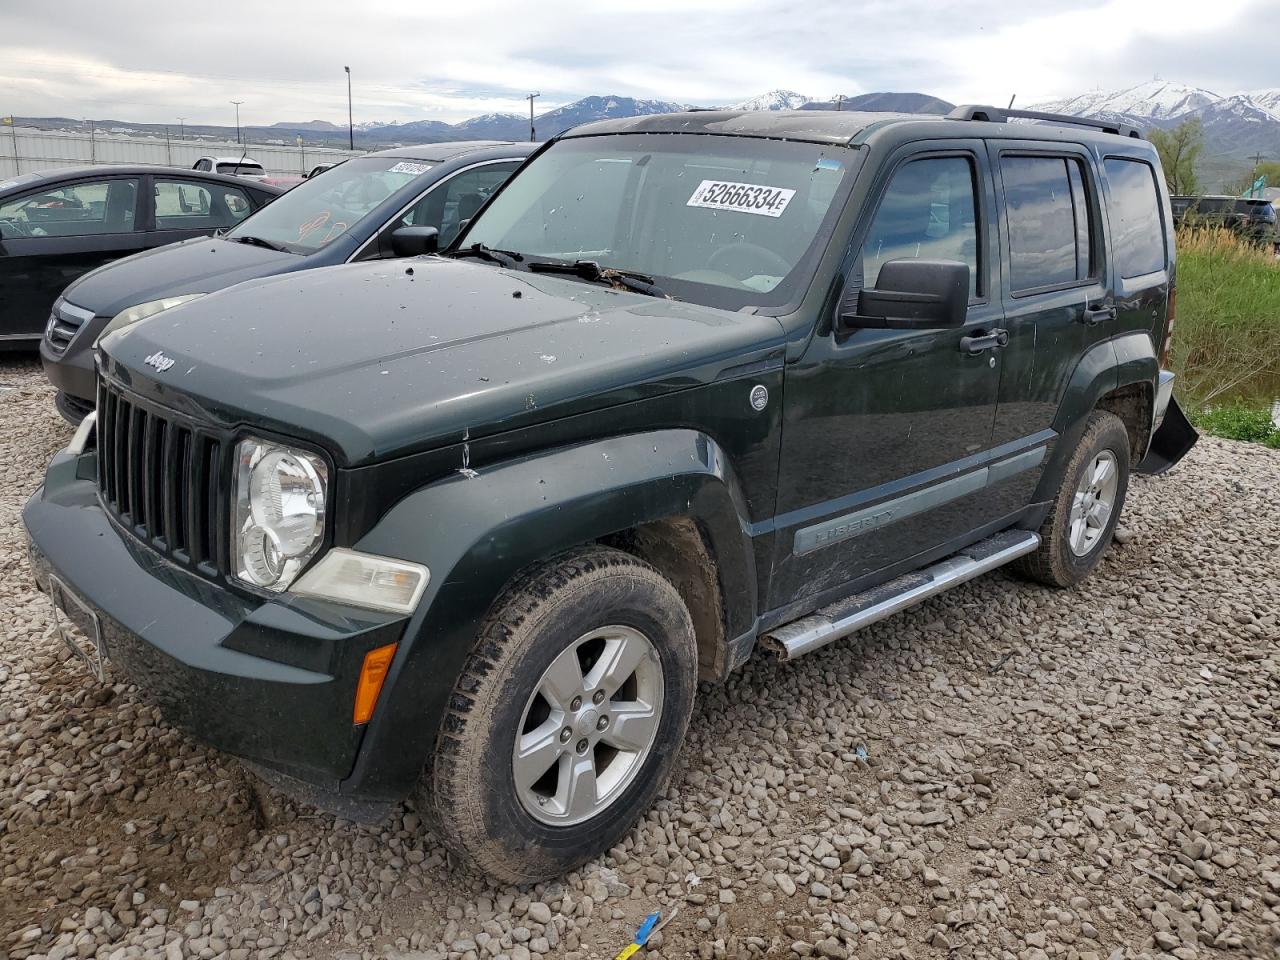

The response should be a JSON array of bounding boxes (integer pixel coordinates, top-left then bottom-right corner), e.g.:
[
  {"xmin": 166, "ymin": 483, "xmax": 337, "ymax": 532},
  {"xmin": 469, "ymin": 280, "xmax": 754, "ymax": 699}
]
[
  {"xmin": 40, "ymin": 335, "xmax": 98, "ymax": 418},
  {"xmin": 23, "ymin": 447, "xmax": 407, "ymax": 792}
]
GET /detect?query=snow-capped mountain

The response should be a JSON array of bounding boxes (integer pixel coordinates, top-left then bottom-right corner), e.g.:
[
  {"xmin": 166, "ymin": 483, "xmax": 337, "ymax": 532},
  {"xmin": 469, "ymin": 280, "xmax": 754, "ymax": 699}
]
[
  {"xmin": 1248, "ymin": 89, "xmax": 1280, "ymax": 120},
  {"xmin": 727, "ymin": 90, "xmax": 813, "ymax": 111},
  {"xmin": 802, "ymin": 92, "xmax": 954, "ymax": 115},
  {"xmin": 452, "ymin": 112, "xmax": 527, "ymax": 140},
  {"xmin": 1032, "ymin": 80, "xmax": 1224, "ymax": 123},
  {"xmin": 1031, "ymin": 80, "xmax": 1280, "ymax": 190}
]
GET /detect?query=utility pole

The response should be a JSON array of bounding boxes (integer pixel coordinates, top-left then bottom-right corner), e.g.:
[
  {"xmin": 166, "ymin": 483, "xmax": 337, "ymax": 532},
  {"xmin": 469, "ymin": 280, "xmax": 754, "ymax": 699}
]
[
  {"xmin": 527, "ymin": 91, "xmax": 540, "ymax": 142},
  {"xmin": 88, "ymin": 119, "xmax": 95, "ymax": 163},
  {"xmin": 177, "ymin": 117, "xmax": 185, "ymax": 141},
  {"xmin": 230, "ymin": 100, "xmax": 244, "ymax": 144},
  {"xmin": 1249, "ymin": 152, "xmax": 1266, "ymax": 169},
  {"xmin": 345, "ymin": 67, "xmax": 354, "ymax": 150},
  {"xmin": 5, "ymin": 115, "xmax": 19, "ymax": 175},
  {"xmin": 834, "ymin": 94, "xmax": 844, "ymax": 112}
]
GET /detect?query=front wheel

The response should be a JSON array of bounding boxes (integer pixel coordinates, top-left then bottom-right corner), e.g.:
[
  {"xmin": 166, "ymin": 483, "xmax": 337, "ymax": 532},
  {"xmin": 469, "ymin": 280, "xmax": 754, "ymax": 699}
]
[
  {"xmin": 426, "ymin": 546, "xmax": 698, "ymax": 884},
  {"xmin": 1015, "ymin": 409, "xmax": 1131, "ymax": 588}
]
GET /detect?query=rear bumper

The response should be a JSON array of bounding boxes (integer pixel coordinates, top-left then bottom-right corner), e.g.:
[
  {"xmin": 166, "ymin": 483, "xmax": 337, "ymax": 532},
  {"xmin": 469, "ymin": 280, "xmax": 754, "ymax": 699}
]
[
  {"xmin": 23, "ymin": 449, "xmax": 407, "ymax": 791},
  {"xmin": 1137, "ymin": 371, "xmax": 1198, "ymax": 475}
]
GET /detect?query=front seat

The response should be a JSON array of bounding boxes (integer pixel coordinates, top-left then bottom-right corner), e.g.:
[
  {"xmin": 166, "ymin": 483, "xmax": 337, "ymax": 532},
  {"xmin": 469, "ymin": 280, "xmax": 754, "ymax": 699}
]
[{"xmin": 104, "ymin": 181, "xmax": 137, "ymax": 231}]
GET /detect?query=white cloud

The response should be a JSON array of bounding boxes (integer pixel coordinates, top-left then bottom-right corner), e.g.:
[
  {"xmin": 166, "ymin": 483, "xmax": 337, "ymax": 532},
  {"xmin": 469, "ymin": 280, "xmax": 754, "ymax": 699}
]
[{"xmin": 0, "ymin": 0, "xmax": 1269, "ymax": 125}]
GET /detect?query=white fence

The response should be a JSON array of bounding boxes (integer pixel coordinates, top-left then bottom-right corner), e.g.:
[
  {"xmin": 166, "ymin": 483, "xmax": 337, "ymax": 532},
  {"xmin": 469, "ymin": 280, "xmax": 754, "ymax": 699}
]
[{"xmin": 0, "ymin": 125, "xmax": 365, "ymax": 179}]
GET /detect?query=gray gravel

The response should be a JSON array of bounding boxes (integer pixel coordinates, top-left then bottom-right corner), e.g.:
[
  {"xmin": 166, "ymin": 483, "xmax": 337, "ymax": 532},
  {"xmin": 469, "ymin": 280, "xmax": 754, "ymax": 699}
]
[{"xmin": 2, "ymin": 354, "xmax": 1279, "ymax": 960}]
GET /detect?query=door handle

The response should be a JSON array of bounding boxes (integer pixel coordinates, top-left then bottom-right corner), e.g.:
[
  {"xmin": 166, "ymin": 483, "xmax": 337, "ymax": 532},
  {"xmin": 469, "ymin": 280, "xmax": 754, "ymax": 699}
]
[
  {"xmin": 1082, "ymin": 303, "xmax": 1118, "ymax": 325},
  {"xmin": 960, "ymin": 328, "xmax": 1009, "ymax": 354}
]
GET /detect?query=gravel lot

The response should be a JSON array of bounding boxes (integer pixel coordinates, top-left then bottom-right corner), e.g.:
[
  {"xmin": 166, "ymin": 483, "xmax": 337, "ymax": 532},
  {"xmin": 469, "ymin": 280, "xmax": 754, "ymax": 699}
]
[{"xmin": 2, "ymin": 354, "xmax": 1279, "ymax": 960}]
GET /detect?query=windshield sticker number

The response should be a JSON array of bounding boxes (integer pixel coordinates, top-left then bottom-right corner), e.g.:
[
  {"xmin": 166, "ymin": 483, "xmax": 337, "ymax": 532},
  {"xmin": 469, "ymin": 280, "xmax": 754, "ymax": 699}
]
[
  {"xmin": 388, "ymin": 161, "xmax": 431, "ymax": 176},
  {"xmin": 687, "ymin": 180, "xmax": 795, "ymax": 218}
]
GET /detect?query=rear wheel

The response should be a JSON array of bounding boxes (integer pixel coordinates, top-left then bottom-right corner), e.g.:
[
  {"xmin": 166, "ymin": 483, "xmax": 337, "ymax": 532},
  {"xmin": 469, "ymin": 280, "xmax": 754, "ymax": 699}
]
[
  {"xmin": 1015, "ymin": 410, "xmax": 1130, "ymax": 588},
  {"xmin": 427, "ymin": 546, "xmax": 698, "ymax": 884}
]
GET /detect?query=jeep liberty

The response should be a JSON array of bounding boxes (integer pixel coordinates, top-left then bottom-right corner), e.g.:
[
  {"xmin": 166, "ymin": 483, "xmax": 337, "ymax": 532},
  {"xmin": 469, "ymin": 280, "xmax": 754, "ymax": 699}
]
[{"xmin": 24, "ymin": 106, "xmax": 1198, "ymax": 883}]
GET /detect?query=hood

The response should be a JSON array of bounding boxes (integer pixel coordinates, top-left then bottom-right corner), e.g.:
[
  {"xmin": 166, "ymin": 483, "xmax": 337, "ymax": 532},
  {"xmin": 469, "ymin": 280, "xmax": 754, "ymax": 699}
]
[
  {"xmin": 100, "ymin": 257, "xmax": 787, "ymax": 466},
  {"xmin": 62, "ymin": 237, "xmax": 301, "ymax": 317}
]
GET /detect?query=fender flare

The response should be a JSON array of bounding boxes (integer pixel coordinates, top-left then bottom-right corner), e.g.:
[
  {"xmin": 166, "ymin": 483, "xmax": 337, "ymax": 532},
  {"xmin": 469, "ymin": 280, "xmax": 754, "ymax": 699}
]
[
  {"xmin": 339, "ymin": 428, "xmax": 757, "ymax": 801},
  {"xmin": 1034, "ymin": 331, "xmax": 1158, "ymax": 502}
]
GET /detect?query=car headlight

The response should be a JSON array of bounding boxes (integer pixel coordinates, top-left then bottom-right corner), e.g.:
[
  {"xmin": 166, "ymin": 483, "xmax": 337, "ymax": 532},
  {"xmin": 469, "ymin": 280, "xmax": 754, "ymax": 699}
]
[
  {"xmin": 232, "ymin": 437, "xmax": 328, "ymax": 592},
  {"xmin": 96, "ymin": 294, "xmax": 206, "ymax": 346}
]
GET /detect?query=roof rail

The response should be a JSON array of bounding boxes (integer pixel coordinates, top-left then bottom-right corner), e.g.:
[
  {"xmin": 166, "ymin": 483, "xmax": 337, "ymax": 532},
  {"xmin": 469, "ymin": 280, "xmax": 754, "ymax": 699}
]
[{"xmin": 947, "ymin": 104, "xmax": 1144, "ymax": 140}]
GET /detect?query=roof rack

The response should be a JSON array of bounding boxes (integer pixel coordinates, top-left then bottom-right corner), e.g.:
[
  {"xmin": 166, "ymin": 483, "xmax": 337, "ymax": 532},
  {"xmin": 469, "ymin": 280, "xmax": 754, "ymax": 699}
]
[{"xmin": 947, "ymin": 105, "xmax": 1144, "ymax": 140}]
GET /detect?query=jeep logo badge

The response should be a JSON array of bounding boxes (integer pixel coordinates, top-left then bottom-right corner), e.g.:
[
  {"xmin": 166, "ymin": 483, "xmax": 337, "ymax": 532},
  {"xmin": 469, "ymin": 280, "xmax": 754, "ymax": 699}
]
[
  {"xmin": 749, "ymin": 384, "xmax": 769, "ymax": 411},
  {"xmin": 144, "ymin": 351, "xmax": 175, "ymax": 373}
]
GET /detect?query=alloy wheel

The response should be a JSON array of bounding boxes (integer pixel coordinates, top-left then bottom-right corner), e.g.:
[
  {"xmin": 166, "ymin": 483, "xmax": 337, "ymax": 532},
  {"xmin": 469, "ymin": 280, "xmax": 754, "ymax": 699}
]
[{"xmin": 513, "ymin": 625, "xmax": 664, "ymax": 826}]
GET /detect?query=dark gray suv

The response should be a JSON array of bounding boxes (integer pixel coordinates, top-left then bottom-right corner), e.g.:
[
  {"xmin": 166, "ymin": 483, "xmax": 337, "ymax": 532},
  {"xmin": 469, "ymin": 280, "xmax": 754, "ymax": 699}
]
[{"xmin": 41, "ymin": 140, "xmax": 533, "ymax": 422}]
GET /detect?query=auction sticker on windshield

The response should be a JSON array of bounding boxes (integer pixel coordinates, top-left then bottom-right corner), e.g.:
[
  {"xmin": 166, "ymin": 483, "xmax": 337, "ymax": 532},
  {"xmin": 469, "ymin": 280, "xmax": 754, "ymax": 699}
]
[
  {"xmin": 687, "ymin": 180, "xmax": 795, "ymax": 218},
  {"xmin": 388, "ymin": 161, "xmax": 432, "ymax": 176}
]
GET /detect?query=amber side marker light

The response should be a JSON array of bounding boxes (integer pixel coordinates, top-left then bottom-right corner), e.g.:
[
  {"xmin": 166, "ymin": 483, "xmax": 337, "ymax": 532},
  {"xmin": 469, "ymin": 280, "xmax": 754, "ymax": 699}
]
[{"xmin": 353, "ymin": 642, "xmax": 398, "ymax": 725}]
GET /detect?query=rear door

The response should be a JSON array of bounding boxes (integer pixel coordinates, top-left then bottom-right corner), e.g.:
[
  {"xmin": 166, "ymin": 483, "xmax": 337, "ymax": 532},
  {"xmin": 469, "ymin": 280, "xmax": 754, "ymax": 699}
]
[
  {"xmin": 1097, "ymin": 155, "xmax": 1172, "ymax": 363},
  {"xmin": 149, "ymin": 175, "xmax": 256, "ymax": 245},
  {"xmin": 0, "ymin": 175, "xmax": 143, "ymax": 340},
  {"xmin": 987, "ymin": 143, "xmax": 1109, "ymax": 453}
]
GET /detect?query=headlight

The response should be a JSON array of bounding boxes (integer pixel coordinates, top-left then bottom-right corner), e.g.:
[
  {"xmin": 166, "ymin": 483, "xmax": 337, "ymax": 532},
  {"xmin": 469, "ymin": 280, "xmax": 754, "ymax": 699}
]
[
  {"xmin": 232, "ymin": 437, "xmax": 328, "ymax": 592},
  {"xmin": 96, "ymin": 294, "xmax": 206, "ymax": 346}
]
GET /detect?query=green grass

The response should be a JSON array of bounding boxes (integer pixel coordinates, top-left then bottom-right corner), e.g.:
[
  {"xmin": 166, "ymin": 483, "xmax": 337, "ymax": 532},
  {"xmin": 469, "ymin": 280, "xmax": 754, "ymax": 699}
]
[
  {"xmin": 1173, "ymin": 228, "xmax": 1280, "ymax": 448},
  {"xmin": 1189, "ymin": 399, "xmax": 1280, "ymax": 449}
]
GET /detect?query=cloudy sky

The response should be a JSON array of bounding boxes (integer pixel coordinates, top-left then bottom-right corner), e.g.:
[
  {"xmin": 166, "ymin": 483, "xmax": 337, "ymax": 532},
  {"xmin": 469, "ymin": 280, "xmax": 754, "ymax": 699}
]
[{"xmin": 0, "ymin": 0, "xmax": 1274, "ymax": 126}]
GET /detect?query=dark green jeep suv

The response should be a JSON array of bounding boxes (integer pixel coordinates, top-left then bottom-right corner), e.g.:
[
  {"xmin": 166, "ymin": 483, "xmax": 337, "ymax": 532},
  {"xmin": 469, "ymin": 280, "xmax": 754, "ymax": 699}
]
[{"xmin": 24, "ymin": 105, "xmax": 1197, "ymax": 883}]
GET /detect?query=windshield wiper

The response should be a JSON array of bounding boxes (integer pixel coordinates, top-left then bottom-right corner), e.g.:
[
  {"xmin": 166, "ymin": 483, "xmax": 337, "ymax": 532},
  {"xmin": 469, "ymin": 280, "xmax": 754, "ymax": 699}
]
[
  {"xmin": 526, "ymin": 259, "xmax": 672, "ymax": 299},
  {"xmin": 452, "ymin": 243, "xmax": 523, "ymax": 269},
  {"xmin": 228, "ymin": 235, "xmax": 290, "ymax": 253}
]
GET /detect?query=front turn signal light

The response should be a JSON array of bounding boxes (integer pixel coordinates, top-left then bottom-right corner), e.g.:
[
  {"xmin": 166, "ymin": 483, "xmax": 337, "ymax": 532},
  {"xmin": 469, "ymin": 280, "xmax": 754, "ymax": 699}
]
[{"xmin": 353, "ymin": 642, "xmax": 398, "ymax": 725}]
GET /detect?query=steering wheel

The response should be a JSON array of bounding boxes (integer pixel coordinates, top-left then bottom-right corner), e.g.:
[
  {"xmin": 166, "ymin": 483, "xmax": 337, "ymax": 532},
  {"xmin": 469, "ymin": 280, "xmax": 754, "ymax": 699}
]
[
  {"xmin": 0, "ymin": 218, "xmax": 34, "ymax": 238},
  {"xmin": 707, "ymin": 241, "xmax": 792, "ymax": 280}
]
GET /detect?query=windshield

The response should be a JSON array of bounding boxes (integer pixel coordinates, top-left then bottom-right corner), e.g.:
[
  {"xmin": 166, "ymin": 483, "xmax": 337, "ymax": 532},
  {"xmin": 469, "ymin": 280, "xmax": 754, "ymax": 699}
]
[
  {"xmin": 225, "ymin": 156, "xmax": 434, "ymax": 254},
  {"xmin": 460, "ymin": 134, "xmax": 854, "ymax": 310}
]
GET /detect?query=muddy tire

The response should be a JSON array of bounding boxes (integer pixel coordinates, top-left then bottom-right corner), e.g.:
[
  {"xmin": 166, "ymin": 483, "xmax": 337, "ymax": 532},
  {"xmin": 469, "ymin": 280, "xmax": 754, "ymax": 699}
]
[
  {"xmin": 1015, "ymin": 410, "xmax": 1131, "ymax": 588},
  {"xmin": 426, "ymin": 546, "xmax": 698, "ymax": 884}
]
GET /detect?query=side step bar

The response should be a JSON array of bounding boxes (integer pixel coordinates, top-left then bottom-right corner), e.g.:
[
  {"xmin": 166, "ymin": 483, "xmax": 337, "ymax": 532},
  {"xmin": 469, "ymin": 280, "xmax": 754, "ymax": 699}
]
[{"xmin": 761, "ymin": 530, "xmax": 1041, "ymax": 661}]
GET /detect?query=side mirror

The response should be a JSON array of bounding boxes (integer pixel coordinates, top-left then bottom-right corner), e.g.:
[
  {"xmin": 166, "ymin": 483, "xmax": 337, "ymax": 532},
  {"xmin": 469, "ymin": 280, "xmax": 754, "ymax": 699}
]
[
  {"xmin": 390, "ymin": 225, "xmax": 440, "ymax": 258},
  {"xmin": 840, "ymin": 259, "xmax": 970, "ymax": 331}
]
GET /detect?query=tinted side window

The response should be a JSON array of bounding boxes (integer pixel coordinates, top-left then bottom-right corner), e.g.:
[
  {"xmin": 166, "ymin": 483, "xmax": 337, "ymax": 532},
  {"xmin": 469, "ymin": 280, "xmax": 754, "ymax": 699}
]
[
  {"xmin": 154, "ymin": 180, "xmax": 253, "ymax": 231},
  {"xmin": 402, "ymin": 161, "xmax": 522, "ymax": 247},
  {"xmin": 863, "ymin": 156, "xmax": 981, "ymax": 299},
  {"xmin": 1104, "ymin": 158, "xmax": 1166, "ymax": 278},
  {"xmin": 0, "ymin": 178, "xmax": 139, "ymax": 238},
  {"xmin": 1002, "ymin": 156, "xmax": 1094, "ymax": 292}
]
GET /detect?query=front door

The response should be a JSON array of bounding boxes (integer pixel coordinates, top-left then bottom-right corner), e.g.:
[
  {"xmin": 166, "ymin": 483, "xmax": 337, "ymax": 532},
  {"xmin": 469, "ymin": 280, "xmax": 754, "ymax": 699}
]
[
  {"xmin": 769, "ymin": 144, "xmax": 1008, "ymax": 611},
  {"xmin": 0, "ymin": 176, "xmax": 143, "ymax": 340}
]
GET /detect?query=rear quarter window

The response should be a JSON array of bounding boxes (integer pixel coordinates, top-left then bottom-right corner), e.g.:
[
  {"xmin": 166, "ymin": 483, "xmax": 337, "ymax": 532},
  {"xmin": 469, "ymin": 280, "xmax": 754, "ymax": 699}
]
[{"xmin": 1104, "ymin": 158, "xmax": 1166, "ymax": 278}]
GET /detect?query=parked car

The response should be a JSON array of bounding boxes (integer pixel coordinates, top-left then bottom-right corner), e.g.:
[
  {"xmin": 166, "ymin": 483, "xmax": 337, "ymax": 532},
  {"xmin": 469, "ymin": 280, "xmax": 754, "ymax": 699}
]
[
  {"xmin": 42, "ymin": 140, "xmax": 533, "ymax": 421},
  {"xmin": 1171, "ymin": 194, "xmax": 1279, "ymax": 249},
  {"xmin": 25, "ymin": 106, "xmax": 1197, "ymax": 883},
  {"xmin": 0, "ymin": 166, "xmax": 279, "ymax": 351},
  {"xmin": 307, "ymin": 162, "xmax": 340, "ymax": 179},
  {"xmin": 192, "ymin": 156, "xmax": 268, "ymax": 180}
]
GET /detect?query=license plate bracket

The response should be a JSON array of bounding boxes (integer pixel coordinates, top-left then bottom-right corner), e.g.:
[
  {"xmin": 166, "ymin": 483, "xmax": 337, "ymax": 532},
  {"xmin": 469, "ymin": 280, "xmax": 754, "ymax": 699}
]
[{"xmin": 48, "ymin": 575, "xmax": 107, "ymax": 681}]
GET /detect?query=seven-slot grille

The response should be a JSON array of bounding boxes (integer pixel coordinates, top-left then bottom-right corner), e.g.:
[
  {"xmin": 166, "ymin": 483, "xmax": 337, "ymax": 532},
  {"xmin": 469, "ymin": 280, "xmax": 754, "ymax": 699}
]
[
  {"xmin": 96, "ymin": 379, "xmax": 229, "ymax": 577},
  {"xmin": 45, "ymin": 300, "xmax": 96, "ymax": 356}
]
